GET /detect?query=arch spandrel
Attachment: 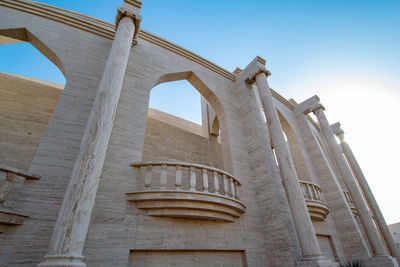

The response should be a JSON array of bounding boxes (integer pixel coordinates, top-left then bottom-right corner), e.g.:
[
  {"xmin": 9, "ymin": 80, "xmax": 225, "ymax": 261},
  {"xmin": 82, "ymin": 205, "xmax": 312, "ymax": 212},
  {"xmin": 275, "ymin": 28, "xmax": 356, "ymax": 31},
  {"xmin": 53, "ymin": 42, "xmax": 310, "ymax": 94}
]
[
  {"xmin": 144, "ymin": 70, "xmax": 234, "ymax": 174},
  {"xmin": 0, "ymin": 28, "xmax": 66, "ymax": 78}
]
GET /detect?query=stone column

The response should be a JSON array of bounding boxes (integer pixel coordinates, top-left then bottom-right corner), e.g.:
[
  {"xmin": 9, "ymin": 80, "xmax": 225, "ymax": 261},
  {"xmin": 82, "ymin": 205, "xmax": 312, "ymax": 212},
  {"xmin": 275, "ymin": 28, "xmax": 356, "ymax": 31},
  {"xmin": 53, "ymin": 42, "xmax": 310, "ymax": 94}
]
[
  {"xmin": 332, "ymin": 122, "xmax": 400, "ymax": 262},
  {"xmin": 38, "ymin": 3, "xmax": 141, "ymax": 267},
  {"xmin": 246, "ymin": 68, "xmax": 324, "ymax": 261},
  {"xmin": 308, "ymin": 99, "xmax": 388, "ymax": 257}
]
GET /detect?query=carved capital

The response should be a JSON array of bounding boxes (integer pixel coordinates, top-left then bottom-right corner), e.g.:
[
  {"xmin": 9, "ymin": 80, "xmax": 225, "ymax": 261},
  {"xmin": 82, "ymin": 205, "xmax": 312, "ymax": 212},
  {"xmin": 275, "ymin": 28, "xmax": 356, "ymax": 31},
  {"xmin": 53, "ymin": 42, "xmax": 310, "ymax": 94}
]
[
  {"xmin": 115, "ymin": 7, "xmax": 142, "ymax": 45},
  {"xmin": 331, "ymin": 122, "xmax": 345, "ymax": 141},
  {"xmin": 294, "ymin": 95, "xmax": 325, "ymax": 115},
  {"xmin": 245, "ymin": 67, "xmax": 271, "ymax": 85}
]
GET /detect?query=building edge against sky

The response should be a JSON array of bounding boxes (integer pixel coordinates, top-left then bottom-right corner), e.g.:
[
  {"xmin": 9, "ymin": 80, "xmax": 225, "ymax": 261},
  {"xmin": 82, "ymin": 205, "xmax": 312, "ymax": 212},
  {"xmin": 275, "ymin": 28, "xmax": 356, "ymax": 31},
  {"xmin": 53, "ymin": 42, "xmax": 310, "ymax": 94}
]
[{"xmin": 0, "ymin": 0, "xmax": 399, "ymax": 266}]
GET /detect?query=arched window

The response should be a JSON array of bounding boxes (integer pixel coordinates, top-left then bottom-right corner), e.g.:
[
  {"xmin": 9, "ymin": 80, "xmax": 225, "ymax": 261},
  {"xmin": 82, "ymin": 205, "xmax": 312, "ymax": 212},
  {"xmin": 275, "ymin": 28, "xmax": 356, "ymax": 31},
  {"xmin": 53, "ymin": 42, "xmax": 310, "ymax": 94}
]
[
  {"xmin": 0, "ymin": 29, "xmax": 66, "ymax": 170},
  {"xmin": 142, "ymin": 72, "xmax": 227, "ymax": 171}
]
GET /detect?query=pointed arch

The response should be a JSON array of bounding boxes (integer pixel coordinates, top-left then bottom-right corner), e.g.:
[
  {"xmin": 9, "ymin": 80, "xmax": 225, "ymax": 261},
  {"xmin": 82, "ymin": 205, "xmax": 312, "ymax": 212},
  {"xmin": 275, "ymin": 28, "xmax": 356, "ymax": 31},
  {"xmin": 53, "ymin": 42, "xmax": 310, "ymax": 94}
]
[
  {"xmin": 0, "ymin": 28, "xmax": 66, "ymax": 77},
  {"xmin": 277, "ymin": 110, "xmax": 312, "ymax": 181},
  {"xmin": 144, "ymin": 70, "xmax": 232, "ymax": 172}
]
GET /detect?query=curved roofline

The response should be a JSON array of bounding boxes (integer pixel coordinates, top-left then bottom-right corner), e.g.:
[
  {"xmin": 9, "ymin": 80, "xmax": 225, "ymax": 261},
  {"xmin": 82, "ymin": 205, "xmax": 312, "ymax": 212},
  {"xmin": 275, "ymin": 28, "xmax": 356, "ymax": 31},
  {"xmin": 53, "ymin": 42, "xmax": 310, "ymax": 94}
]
[{"xmin": 0, "ymin": 0, "xmax": 317, "ymax": 127}]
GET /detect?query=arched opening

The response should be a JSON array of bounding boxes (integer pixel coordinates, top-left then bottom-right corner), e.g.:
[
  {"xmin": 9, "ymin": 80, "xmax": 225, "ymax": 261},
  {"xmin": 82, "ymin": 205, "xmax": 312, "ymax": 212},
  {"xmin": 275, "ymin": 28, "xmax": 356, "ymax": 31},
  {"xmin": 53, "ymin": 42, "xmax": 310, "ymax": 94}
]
[
  {"xmin": 0, "ymin": 28, "xmax": 66, "ymax": 170},
  {"xmin": 142, "ymin": 71, "xmax": 228, "ymax": 171},
  {"xmin": 277, "ymin": 110, "xmax": 312, "ymax": 182}
]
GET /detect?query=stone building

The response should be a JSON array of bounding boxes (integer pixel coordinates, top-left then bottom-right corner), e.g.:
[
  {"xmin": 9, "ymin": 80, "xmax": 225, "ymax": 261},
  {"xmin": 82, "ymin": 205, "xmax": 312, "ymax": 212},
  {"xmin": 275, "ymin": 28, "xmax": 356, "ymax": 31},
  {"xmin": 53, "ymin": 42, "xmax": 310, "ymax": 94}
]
[{"xmin": 0, "ymin": 0, "xmax": 399, "ymax": 266}]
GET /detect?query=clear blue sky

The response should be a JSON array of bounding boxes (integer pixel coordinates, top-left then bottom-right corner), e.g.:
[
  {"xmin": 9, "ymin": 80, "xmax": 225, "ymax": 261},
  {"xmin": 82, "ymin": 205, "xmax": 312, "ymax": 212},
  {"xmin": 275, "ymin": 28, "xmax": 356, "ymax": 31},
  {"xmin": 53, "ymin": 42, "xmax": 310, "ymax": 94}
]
[{"xmin": 1, "ymin": 0, "xmax": 399, "ymax": 223}]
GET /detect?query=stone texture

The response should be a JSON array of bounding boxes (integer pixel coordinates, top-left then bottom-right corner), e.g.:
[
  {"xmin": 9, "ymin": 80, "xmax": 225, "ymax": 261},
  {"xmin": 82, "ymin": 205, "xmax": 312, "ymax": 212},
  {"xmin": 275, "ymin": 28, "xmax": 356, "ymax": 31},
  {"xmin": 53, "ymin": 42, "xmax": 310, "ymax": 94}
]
[{"xmin": 0, "ymin": 1, "xmax": 398, "ymax": 267}]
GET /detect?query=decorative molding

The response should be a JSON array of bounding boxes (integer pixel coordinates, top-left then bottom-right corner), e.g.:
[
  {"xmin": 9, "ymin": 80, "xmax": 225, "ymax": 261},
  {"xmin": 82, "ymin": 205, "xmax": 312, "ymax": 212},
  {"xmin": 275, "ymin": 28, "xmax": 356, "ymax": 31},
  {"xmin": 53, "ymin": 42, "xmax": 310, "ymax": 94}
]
[
  {"xmin": 256, "ymin": 56, "xmax": 266, "ymax": 65},
  {"xmin": 294, "ymin": 95, "xmax": 325, "ymax": 115},
  {"xmin": 125, "ymin": 0, "xmax": 142, "ymax": 10},
  {"xmin": 299, "ymin": 180, "xmax": 329, "ymax": 221},
  {"xmin": 0, "ymin": 208, "xmax": 29, "ymax": 226},
  {"xmin": 245, "ymin": 67, "xmax": 271, "ymax": 85},
  {"xmin": 127, "ymin": 191, "xmax": 245, "ymax": 222},
  {"xmin": 129, "ymin": 161, "xmax": 245, "ymax": 222},
  {"xmin": 232, "ymin": 67, "xmax": 242, "ymax": 75},
  {"xmin": 331, "ymin": 122, "xmax": 344, "ymax": 138},
  {"xmin": 0, "ymin": 0, "xmax": 308, "ymax": 123},
  {"xmin": 115, "ymin": 6, "xmax": 141, "ymax": 44},
  {"xmin": 0, "ymin": 164, "xmax": 41, "ymax": 180}
]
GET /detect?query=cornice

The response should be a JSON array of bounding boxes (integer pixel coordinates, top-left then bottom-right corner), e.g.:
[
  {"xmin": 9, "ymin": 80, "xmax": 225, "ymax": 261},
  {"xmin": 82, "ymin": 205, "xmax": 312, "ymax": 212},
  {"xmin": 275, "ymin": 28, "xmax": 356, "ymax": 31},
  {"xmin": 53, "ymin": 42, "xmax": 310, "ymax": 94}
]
[
  {"xmin": 0, "ymin": 0, "xmax": 236, "ymax": 81},
  {"xmin": 0, "ymin": 0, "xmax": 303, "ymax": 119}
]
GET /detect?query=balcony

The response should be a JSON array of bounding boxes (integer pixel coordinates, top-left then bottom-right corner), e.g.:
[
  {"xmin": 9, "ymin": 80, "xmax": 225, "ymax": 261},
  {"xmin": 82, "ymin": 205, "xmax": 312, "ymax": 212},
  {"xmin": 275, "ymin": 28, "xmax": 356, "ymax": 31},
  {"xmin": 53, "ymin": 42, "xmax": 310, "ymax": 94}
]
[
  {"xmin": 0, "ymin": 165, "xmax": 40, "ymax": 228},
  {"xmin": 343, "ymin": 190, "xmax": 358, "ymax": 216},
  {"xmin": 299, "ymin": 180, "xmax": 329, "ymax": 221},
  {"xmin": 127, "ymin": 162, "xmax": 245, "ymax": 222}
]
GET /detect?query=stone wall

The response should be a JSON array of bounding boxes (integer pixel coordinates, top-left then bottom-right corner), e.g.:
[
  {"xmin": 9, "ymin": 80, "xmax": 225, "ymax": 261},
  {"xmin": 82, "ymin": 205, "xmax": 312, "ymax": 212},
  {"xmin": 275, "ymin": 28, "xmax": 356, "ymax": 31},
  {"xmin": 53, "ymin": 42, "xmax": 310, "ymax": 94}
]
[
  {"xmin": 143, "ymin": 115, "xmax": 223, "ymax": 169},
  {"xmin": 0, "ymin": 72, "xmax": 62, "ymax": 170}
]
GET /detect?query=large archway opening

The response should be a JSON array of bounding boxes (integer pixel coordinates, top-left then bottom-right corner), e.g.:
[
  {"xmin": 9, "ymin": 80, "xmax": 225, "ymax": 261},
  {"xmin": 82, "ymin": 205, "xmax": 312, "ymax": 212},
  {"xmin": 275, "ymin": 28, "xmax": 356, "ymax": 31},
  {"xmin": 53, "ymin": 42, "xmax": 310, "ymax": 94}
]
[
  {"xmin": 141, "ymin": 71, "xmax": 229, "ymax": 172},
  {"xmin": 277, "ymin": 110, "xmax": 312, "ymax": 182},
  {"xmin": 0, "ymin": 28, "xmax": 66, "ymax": 170}
]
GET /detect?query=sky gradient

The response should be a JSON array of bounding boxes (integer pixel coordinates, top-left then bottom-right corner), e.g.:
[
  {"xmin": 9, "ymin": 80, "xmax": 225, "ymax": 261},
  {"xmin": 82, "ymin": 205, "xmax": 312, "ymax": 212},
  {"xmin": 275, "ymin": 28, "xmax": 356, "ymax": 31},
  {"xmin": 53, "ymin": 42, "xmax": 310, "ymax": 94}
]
[{"xmin": 0, "ymin": 0, "xmax": 399, "ymax": 223}]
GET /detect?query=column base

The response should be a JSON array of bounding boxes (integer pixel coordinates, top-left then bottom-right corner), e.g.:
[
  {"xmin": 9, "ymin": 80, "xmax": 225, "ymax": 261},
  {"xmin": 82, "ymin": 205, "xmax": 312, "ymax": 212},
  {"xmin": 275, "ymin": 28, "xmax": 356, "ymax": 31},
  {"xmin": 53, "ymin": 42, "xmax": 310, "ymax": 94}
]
[
  {"xmin": 363, "ymin": 255, "xmax": 399, "ymax": 267},
  {"xmin": 296, "ymin": 255, "xmax": 339, "ymax": 267},
  {"xmin": 38, "ymin": 254, "xmax": 86, "ymax": 267}
]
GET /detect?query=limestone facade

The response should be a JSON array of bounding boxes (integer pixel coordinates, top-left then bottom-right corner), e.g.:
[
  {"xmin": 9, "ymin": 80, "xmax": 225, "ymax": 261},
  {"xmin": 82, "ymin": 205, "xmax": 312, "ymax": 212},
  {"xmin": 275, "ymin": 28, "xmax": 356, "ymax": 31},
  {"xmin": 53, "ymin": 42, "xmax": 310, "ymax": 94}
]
[{"xmin": 0, "ymin": 0, "xmax": 399, "ymax": 266}]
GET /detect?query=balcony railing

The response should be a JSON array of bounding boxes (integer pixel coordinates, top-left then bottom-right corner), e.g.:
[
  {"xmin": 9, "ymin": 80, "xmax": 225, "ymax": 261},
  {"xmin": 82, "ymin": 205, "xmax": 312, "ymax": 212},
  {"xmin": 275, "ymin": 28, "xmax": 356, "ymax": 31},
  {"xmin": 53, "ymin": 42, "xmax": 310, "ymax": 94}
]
[
  {"xmin": 0, "ymin": 165, "xmax": 40, "ymax": 227},
  {"xmin": 299, "ymin": 180, "xmax": 329, "ymax": 221},
  {"xmin": 343, "ymin": 190, "xmax": 358, "ymax": 216},
  {"xmin": 127, "ymin": 161, "xmax": 245, "ymax": 222}
]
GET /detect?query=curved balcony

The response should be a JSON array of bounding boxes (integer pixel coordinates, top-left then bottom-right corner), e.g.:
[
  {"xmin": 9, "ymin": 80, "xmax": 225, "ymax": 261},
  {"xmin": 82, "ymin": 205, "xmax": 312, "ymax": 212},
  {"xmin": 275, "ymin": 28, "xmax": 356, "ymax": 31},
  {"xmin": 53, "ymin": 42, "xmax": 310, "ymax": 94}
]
[
  {"xmin": 127, "ymin": 162, "xmax": 245, "ymax": 222},
  {"xmin": 299, "ymin": 180, "xmax": 329, "ymax": 221},
  {"xmin": 0, "ymin": 165, "xmax": 40, "ymax": 228},
  {"xmin": 343, "ymin": 190, "xmax": 358, "ymax": 216}
]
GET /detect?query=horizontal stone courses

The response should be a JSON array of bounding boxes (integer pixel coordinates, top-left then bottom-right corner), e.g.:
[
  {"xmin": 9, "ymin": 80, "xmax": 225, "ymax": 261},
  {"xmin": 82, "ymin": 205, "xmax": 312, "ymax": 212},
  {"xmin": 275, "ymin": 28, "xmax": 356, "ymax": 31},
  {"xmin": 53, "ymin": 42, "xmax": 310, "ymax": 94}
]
[{"xmin": 0, "ymin": 0, "xmax": 303, "ymax": 118}]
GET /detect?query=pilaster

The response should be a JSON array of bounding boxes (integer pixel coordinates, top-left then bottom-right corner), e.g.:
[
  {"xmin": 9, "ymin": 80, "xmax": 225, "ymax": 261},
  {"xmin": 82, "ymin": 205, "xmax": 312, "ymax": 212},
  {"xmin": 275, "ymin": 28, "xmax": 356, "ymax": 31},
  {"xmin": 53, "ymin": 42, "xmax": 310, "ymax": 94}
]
[
  {"xmin": 332, "ymin": 122, "xmax": 400, "ymax": 264},
  {"xmin": 38, "ymin": 2, "xmax": 140, "ymax": 266}
]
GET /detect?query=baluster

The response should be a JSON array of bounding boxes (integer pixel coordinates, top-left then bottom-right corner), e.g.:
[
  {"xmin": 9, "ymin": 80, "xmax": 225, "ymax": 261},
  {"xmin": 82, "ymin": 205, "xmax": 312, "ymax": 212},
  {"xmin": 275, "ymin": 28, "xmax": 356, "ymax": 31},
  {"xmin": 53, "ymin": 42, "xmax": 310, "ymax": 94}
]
[
  {"xmin": 345, "ymin": 191, "xmax": 350, "ymax": 203},
  {"xmin": 190, "ymin": 167, "xmax": 196, "ymax": 191},
  {"xmin": 223, "ymin": 174, "xmax": 229, "ymax": 196},
  {"xmin": 229, "ymin": 177, "xmax": 235, "ymax": 198},
  {"xmin": 315, "ymin": 186, "xmax": 321, "ymax": 201},
  {"xmin": 160, "ymin": 164, "xmax": 167, "ymax": 190},
  {"xmin": 312, "ymin": 185, "xmax": 319, "ymax": 201},
  {"xmin": 175, "ymin": 165, "xmax": 182, "ymax": 190},
  {"xmin": 213, "ymin": 171, "xmax": 220, "ymax": 194},
  {"xmin": 234, "ymin": 181, "xmax": 240, "ymax": 200},
  {"xmin": 202, "ymin": 169, "xmax": 209, "ymax": 193},
  {"xmin": 317, "ymin": 188, "xmax": 323, "ymax": 201},
  {"xmin": 306, "ymin": 183, "xmax": 313, "ymax": 200},
  {"xmin": 144, "ymin": 165, "xmax": 152, "ymax": 190}
]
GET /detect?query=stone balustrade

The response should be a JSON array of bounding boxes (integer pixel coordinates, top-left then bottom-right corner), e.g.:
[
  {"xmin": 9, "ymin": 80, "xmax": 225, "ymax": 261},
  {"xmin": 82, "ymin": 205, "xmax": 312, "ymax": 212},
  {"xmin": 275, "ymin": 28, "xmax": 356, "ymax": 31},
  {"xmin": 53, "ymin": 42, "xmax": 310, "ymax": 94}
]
[
  {"xmin": 0, "ymin": 165, "xmax": 40, "ymax": 227},
  {"xmin": 343, "ymin": 190, "xmax": 358, "ymax": 216},
  {"xmin": 299, "ymin": 180, "xmax": 329, "ymax": 221},
  {"xmin": 127, "ymin": 161, "xmax": 245, "ymax": 222}
]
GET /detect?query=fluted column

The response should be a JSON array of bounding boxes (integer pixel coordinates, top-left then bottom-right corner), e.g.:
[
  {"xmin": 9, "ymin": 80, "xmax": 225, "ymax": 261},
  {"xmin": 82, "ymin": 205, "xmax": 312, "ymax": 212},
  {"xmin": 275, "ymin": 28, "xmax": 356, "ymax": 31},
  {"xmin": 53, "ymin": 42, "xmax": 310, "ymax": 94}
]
[
  {"xmin": 38, "ymin": 3, "xmax": 141, "ymax": 267},
  {"xmin": 309, "ymin": 102, "xmax": 388, "ymax": 257},
  {"xmin": 332, "ymin": 122, "xmax": 400, "ymax": 262},
  {"xmin": 246, "ymin": 68, "xmax": 324, "ymax": 260}
]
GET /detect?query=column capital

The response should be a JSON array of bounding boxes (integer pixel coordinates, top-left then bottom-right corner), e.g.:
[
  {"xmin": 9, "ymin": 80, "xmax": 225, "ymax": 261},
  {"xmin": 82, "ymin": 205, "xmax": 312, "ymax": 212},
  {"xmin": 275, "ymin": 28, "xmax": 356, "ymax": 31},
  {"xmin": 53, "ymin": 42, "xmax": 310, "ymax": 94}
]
[
  {"xmin": 245, "ymin": 66, "xmax": 271, "ymax": 85},
  {"xmin": 294, "ymin": 95, "xmax": 325, "ymax": 115},
  {"xmin": 331, "ymin": 122, "xmax": 345, "ymax": 141},
  {"xmin": 115, "ymin": 1, "xmax": 142, "ymax": 45}
]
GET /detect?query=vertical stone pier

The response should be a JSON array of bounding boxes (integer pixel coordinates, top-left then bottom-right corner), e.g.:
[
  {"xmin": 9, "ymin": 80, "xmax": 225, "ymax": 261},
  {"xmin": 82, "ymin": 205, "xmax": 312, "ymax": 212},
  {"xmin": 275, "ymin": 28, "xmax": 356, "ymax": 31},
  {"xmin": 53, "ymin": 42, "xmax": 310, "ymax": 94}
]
[
  {"xmin": 38, "ymin": 1, "xmax": 141, "ymax": 267},
  {"xmin": 332, "ymin": 122, "xmax": 400, "ymax": 264},
  {"xmin": 301, "ymin": 95, "xmax": 398, "ymax": 266},
  {"xmin": 245, "ymin": 61, "xmax": 334, "ymax": 266}
]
